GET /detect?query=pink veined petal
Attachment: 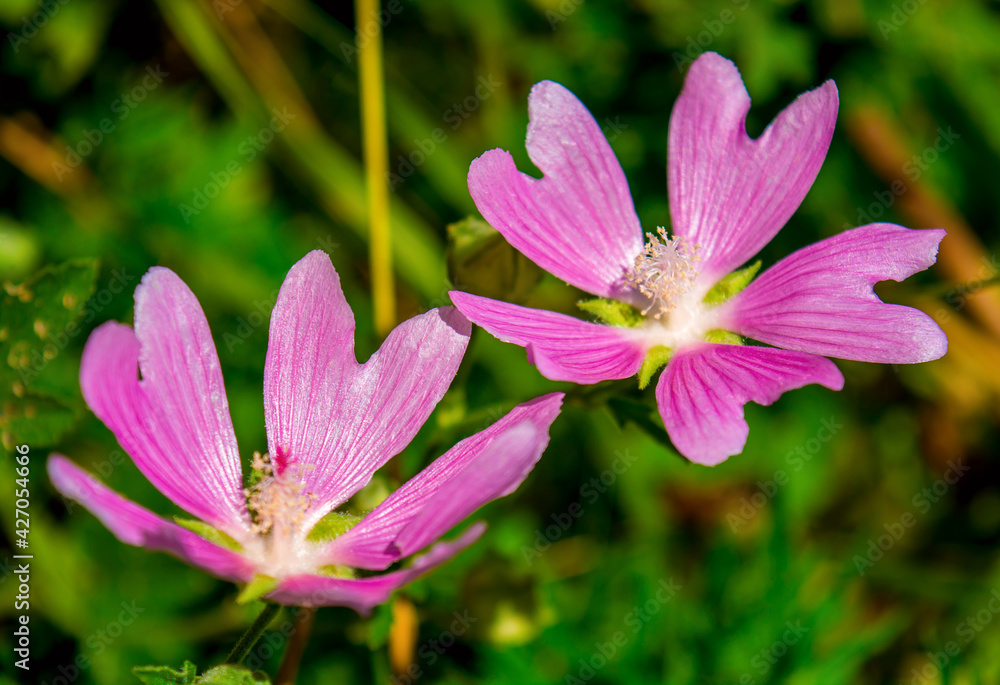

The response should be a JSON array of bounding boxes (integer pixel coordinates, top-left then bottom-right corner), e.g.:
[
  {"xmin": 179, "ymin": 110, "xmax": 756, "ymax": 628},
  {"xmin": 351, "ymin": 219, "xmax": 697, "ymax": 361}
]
[
  {"xmin": 718, "ymin": 224, "xmax": 948, "ymax": 363},
  {"xmin": 81, "ymin": 269, "xmax": 250, "ymax": 538},
  {"xmin": 657, "ymin": 344, "xmax": 844, "ymax": 466},
  {"xmin": 468, "ymin": 80, "xmax": 644, "ymax": 299},
  {"xmin": 264, "ymin": 251, "xmax": 471, "ymax": 528},
  {"xmin": 450, "ymin": 291, "xmax": 646, "ymax": 384},
  {"xmin": 668, "ymin": 52, "xmax": 839, "ymax": 285},
  {"xmin": 47, "ymin": 455, "xmax": 255, "ymax": 582},
  {"xmin": 266, "ymin": 523, "xmax": 485, "ymax": 614},
  {"xmin": 325, "ymin": 393, "xmax": 563, "ymax": 570}
]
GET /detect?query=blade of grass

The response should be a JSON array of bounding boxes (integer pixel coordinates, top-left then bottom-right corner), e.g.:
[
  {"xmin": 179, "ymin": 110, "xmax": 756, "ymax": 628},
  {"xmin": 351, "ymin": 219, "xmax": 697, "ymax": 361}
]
[{"xmin": 356, "ymin": 0, "xmax": 395, "ymax": 336}]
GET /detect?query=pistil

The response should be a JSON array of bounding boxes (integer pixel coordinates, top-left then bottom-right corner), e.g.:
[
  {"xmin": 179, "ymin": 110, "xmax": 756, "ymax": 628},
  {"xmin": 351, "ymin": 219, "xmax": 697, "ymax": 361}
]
[{"xmin": 627, "ymin": 228, "xmax": 700, "ymax": 319}]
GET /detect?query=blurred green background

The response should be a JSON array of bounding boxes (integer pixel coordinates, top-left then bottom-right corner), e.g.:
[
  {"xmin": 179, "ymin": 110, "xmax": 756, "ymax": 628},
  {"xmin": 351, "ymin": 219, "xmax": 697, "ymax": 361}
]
[{"xmin": 3, "ymin": 0, "xmax": 1000, "ymax": 683}]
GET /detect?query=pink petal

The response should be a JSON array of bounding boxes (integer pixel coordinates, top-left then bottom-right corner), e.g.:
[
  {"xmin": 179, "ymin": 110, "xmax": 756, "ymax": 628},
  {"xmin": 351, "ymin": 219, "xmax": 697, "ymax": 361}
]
[
  {"xmin": 718, "ymin": 225, "xmax": 948, "ymax": 363},
  {"xmin": 266, "ymin": 523, "xmax": 485, "ymax": 614},
  {"xmin": 668, "ymin": 52, "xmax": 839, "ymax": 284},
  {"xmin": 81, "ymin": 269, "xmax": 250, "ymax": 538},
  {"xmin": 48, "ymin": 455, "xmax": 255, "ymax": 582},
  {"xmin": 325, "ymin": 393, "xmax": 563, "ymax": 570},
  {"xmin": 450, "ymin": 291, "xmax": 646, "ymax": 384},
  {"xmin": 468, "ymin": 81, "xmax": 644, "ymax": 299},
  {"xmin": 264, "ymin": 251, "xmax": 471, "ymax": 526},
  {"xmin": 657, "ymin": 344, "xmax": 844, "ymax": 466}
]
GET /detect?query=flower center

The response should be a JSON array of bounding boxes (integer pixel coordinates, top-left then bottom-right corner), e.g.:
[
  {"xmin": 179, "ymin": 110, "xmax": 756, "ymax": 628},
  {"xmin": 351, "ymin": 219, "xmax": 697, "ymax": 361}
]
[
  {"xmin": 627, "ymin": 228, "xmax": 700, "ymax": 319},
  {"xmin": 245, "ymin": 452, "xmax": 314, "ymax": 540}
]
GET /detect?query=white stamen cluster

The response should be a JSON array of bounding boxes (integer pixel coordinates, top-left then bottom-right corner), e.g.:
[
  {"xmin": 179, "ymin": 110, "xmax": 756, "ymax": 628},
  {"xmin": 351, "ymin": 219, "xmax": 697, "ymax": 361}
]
[
  {"xmin": 627, "ymin": 228, "xmax": 700, "ymax": 319},
  {"xmin": 244, "ymin": 452, "xmax": 315, "ymax": 537}
]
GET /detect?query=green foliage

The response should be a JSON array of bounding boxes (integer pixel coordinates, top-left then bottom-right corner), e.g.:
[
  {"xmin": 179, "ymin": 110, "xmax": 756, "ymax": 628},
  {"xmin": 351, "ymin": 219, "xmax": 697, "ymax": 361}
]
[
  {"xmin": 133, "ymin": 661, "xmax": 270, "ymax": 685},
  {"xmin": 0, "ymin": 260, "xmax": 97, "ymax": 451},
  {"xmin": 8, "ymin": 0, "xmax": 1000, "ymax": 683}
]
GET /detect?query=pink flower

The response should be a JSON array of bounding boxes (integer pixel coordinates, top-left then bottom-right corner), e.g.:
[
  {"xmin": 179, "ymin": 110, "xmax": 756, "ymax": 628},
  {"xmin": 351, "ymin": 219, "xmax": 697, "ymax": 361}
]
[
  {"xmin": 48, "ymin": 251, "xmax": 563, "ymax": 613},
  {"xmin": 449, "ymin": 52, "xmax": 946, "ymax": 466}
]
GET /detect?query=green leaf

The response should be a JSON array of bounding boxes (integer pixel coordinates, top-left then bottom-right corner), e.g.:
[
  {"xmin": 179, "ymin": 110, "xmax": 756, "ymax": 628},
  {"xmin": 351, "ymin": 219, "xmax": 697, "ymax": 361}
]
[
  {"xmin": 173, "ymin": 518, "xmax": 244, "ymax": 552},
  {"xmin": 576, "ymin": 298, "xmax": 644, "ymax": 328},
  {"xmin": 132, "ymin": 662, "xmax": 271, "ymax": 685},
  {"xmin": 236, "ymin": 575, "xmax": 279, "ymax": 605},
  {"xmin": 306, "ymin": 510, "xmax": 363, "ymax": 543},
  {"xmin": 638, "ymin": 346, "xmax": 673, "ymax": 389},
  {"xmin": 133, "ymin": 660, "xmax": 198, "ymax": 684},
  {"xmin": 702, "ymin": 260, "xmax": 761, "ymax": 306},
  {"xmin": 0, "ymin": 259, "xmax": 99, "ymax": 451},
  {"xmin": 197, "ymin": 665, "xmax": 271, "ymax": 684}
]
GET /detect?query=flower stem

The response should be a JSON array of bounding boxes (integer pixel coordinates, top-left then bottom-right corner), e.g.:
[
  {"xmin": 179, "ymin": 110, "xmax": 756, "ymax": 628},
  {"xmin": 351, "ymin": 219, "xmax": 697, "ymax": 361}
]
[
  {"xmin": 226, "ymin": 602, "xmax": 281, "ymax": 665},
  {"xmin": 356, "ymin": 0, "xmax": 395, "ymax": 337},
  {"xmin": 275, "ymin": 607, "xmax": 315, "ymax": 685}
]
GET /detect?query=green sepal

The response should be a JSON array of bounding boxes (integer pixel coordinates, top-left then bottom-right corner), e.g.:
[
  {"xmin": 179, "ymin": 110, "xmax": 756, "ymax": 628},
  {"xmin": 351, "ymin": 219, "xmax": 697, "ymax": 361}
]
[
  {"xmin": 318, "ymin": 564, "xmax": 356, "ymax": 579},
  {"xmin": 132, "ymin": 660, "xmax": 198, "ymax": 684},
  {"xmin": 446, "ymin": 216, "xmax": 541, "ymax": 303},
  {"xmin": 197, "ymin": 665, "xmax": 271, "ymax": 684},
  {"xmin": 306, "ymin": 510, "xmax": 363, "ymax": 543},
  {"xmin": 576, "ymin": 298, "xmax": 644, "ymax": 328},
  {"xmin": 702, "ymin": 260, "xmax": 761, "ymax": 306},
  {"xmin": 704, "ymin": 330, "xmax": 743, "ymax": 345},
  {"xmin": 236, "ymin": 575, "xmax": 278, "ymax": 605},
  {"xmin": 638, "ymin": 346, "xmax": 673, "ymax": 389},
  {"xmin": 173, "ymin": 518, "xmax": 243, "ymax": 552}
]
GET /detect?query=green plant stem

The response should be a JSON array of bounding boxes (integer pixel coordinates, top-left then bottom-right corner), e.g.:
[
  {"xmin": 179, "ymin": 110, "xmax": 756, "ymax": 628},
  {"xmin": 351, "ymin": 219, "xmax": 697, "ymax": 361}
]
[{"xmin": 226, "ymin": 602, "xmax": 281, "ymax": 665}]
